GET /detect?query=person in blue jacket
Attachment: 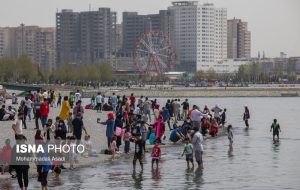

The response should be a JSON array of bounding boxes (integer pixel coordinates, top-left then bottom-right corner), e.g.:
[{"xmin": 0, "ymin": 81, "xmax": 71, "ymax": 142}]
[{"xmin": 101, "ymin": 112, "xmax": 115, "ymax": 150}]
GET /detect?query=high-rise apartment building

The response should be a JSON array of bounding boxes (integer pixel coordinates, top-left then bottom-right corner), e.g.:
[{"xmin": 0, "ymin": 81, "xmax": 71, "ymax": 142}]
[
  {"xmin": 227, "ymin": 18, "xmax": 251, "ymax": 59},
  {"xmin": 56, "ymin": 8, "xmax": 116, "ymax": 65},
  {"xmin": 36, "ymin": 28, "xmax": 56, "ymax": 70},
  {"xmin": 0, "ymin": 25, "xmax": 56, "ymax": 71},
  {"xmin": 56, "ymin": 10, "xmax": 80, "ymax": 65},
  {"xmin": 0, "ymin": 27, "xmax": 13, "ymax": 58},
  {"xmin": 122, "ymin": 11, "xmax": 169, "ymax": 54},
  {"xmin": 168, "ymin": 1, "xmax": 227, "ymax": 71}
]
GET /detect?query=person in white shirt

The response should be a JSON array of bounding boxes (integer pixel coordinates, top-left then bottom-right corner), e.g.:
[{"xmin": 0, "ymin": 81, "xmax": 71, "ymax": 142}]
[
  {"xmin": 74, "ymin": 90, "xmax": 81, "ymax": 104},
  {"xmin": 192, "ymin": 127, "xmax": 204, "ymax": 169},
  {"xmin": 24, "ymin": 97, "xmax": 33, "ymax": 121},
  {"xmin": 191, "ymin": 105, "xmax": 207, "ymax": 128},
  {"xmin": 12, "ymin": 113, "xmax": 24, "ymax": 139}
]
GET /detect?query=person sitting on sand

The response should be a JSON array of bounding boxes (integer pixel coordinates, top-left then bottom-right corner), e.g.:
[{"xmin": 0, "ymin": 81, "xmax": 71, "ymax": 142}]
[{"xmin": 82, "ymin": 135, "xmax": 97, "ymax": 158}]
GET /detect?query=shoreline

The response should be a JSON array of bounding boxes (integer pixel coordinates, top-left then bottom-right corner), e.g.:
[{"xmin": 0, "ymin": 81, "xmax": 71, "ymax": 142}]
[{"xmin": 79, "ymin": 87, "xmax": 300, "ymax": 98}]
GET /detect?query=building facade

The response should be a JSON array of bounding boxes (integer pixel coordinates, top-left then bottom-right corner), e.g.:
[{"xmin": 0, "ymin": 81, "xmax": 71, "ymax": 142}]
[
  {"xmin": 0, "ymin": 25, "xmax": 56, "ymax": 71},
  {"xmin": 168, "ymin": 1, "xmax": 227, "ymax": 72},
  {"xmin": 227, "ymin": 18, "xmax": 251, "ymax": 59},
  {"xmin": 122, "ymin": 11, "xmax": 169, "ymax": 55},
  {"xmin": 0, "ymin": 27, "xmax": 12, "ymax": 58},
  {"xmin": 56, "ymin": 9, "xmax": 80, "ymax": 65},
  {"xmin": 56, "ymin": 8, "xmax": 116, "ymax": 65}
]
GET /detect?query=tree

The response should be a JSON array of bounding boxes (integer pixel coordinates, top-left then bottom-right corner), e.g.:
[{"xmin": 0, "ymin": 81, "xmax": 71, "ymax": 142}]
[{"xmin": 192, "ymin": 70, "xmax": 205, "ymax": 82}]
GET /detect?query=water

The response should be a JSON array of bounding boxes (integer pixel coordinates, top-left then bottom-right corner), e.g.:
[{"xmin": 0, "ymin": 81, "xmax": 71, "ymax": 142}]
[{"xmin": 3, "ymin": 97, "xmax": 300, "ymax": 189}]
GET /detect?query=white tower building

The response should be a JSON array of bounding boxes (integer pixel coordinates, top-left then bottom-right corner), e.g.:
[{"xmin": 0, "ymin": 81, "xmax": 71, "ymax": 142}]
[{"xmin": 168, "ymin": 1, "xmax": 227, "ymax": 71}]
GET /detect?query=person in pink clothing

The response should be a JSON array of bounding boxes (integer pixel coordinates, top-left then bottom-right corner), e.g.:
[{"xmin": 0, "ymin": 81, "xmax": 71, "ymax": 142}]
[{"xmin": 153, "ymin": 116, "xmax": 165, "ymax": 144}]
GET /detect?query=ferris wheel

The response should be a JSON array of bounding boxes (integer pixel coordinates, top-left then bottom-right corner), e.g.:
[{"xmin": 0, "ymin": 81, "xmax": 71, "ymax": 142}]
[{"xmin": 133, "ymin": 31, "xmax": 175, "ymax": 74}]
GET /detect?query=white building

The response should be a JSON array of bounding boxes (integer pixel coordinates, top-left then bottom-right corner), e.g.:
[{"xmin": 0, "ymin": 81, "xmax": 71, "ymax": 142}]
[
  {"xmin": 168, "ymin": 1, "xmax": 227, "ymax": 72},
  {"xmin": 211, "ymin": 59, "xmax": 250, "ymax": 73}
]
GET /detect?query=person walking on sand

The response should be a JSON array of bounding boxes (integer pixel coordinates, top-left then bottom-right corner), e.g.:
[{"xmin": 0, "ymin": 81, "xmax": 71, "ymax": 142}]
[
  {"xmin": 270, "ymin": 119, "xmax": 281, "ymax": 143},
  {"xmin": 59, "ymin": 96, "xmax": 71, "ymax": 121},
  {"xmin": 40, "ymin": 99, "xmax": 49, "ymax": 129},
  {"xmin": 73, "ymin": 100, "xmax": 84, "ymax": 119},
  {"xmin": 192, "ymin": 127, "xmax": 204, "ymax": 169},
  {"xmin": 74, "ymin": 90, "xmax": 81, "ymax": 104},
  {"xmin": 243, "ymin": 106, "xmax": 250, "ymax": 129}
]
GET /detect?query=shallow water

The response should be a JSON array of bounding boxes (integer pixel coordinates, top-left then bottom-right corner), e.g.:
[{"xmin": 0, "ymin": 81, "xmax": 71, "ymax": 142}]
[{"xmin": 3, "ymin": 97, "xmax": 300, "ymax": 189}]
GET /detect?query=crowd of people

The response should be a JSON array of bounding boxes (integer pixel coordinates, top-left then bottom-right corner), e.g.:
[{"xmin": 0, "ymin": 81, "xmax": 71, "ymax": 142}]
[{"xmin": 0, "ymin": 89, "xmax": 282, "ymax": 190}]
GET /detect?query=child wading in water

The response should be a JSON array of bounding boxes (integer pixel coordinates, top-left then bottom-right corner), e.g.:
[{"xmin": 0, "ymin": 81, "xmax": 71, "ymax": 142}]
[
  {"xmin": 227, "ymin": 125, "xmax": 233, "ymax": 149},
  {"xmin": 182, "ymin": 138, "xmax": 194, "ymax": 168},
  {"xmin": 151, "ymin": 140, "xmax": 161, "ymax": 169},
  {"xmin": 111, "ymin": 136, "xmax": 117, "ymax": 161},
  {"xmin": 270, "ymin": 119, "xmax": 281, "ymax": 143},
  {"xmin": 123, "ymin": 126, "xmax": 131, "ymax": 154}
]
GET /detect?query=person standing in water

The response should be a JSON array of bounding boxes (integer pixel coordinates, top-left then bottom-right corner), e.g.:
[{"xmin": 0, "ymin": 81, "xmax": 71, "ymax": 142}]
[
  {"xmin": 243, "ymin": 106, "xmax": 250, "ymax": 128},
  {"xmin": 192, "ymin": 127, "xmax": 204, "ymax": 169},
  {"xmin": 270, "ymin": 119, "xmax": 281, "ymax": 142},
  {"xmin": 182, "ymin": 138, "xmax": 194, "ymax": 169},
  {"xmin": 227, "ymin": 125, "xmax": 233, "ymax": 149},
  {"xmin": 133, "ymin": 136, "xmax": 144, "ymax": 171}
]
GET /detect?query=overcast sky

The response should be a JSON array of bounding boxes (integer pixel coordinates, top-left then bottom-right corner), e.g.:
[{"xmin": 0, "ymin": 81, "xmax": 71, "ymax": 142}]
[{"xmin": 0, "ymin": 0, "xmax": 299, "ymax": 57}]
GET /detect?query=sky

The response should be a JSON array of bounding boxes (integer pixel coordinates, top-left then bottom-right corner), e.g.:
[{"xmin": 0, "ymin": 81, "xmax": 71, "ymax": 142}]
[{"xmin": 0, "ymin": 0, "xmax": 299, "ymax": 58}]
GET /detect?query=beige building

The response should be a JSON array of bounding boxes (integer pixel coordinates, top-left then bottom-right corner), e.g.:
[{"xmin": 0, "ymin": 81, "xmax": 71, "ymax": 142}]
[
  {"xmin": 116, "ymin": 24, "xmax": 122, "ymax": 52},
  {"xmin": 227, "ymin": 18, "xmax": 251, "ymax": 59},
  {"xmin": 0, "ymin": 24, "xmax": 56, "ymax": 71},
  {"xmin": 0, "ymin": 27, "xmax": 15, "ymax": 58}
]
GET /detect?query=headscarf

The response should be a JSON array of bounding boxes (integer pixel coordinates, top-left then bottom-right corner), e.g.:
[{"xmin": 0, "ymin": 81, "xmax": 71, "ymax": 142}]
[{"xmin": 108, "ymin": 112, "xmax": 114, "ymax": 120}]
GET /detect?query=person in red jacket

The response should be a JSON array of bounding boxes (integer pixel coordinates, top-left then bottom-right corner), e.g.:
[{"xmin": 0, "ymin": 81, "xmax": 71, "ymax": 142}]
[
  {"xmin": 129, "ymin": 93, "xmax": 136, "ymax": 109},
  {"xmin": 40, "ymin": 100, "xmax": 49, "ymax": 129}
]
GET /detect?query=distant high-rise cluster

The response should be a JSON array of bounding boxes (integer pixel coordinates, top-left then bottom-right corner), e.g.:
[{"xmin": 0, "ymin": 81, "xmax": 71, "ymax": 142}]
[
  {"xmin": 56, "ymin": 8, "xmax": 116, "ymax": 65},
  {"xmin": 0, "ymin": 24, "xmax": 56, "ymax": 71},
  {"xmin": 227, "ymin": 18, "xmax": 251, "ymax": 59},
  {"xmin": 0, "ymin": 1, "xmax": 253, "ymax": 73}
]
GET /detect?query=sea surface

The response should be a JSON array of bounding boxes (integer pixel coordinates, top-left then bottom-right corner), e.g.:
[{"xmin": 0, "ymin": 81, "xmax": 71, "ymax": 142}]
[{"xmin": 2, "ymin": 97, "xmax": 300, "ymax": 190}]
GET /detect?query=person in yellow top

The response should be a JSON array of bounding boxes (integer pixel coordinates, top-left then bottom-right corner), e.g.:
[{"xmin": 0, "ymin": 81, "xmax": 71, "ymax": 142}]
[{"xmin": 59, "ymin": 96, "xmax": 71, "ymax": 120}]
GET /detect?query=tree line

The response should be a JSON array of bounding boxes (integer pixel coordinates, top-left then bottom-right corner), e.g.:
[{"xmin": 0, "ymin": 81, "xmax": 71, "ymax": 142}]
[
  {"xmin": 0, "ymin": 55, "xmax": 298, "ymax": 84},
  {"xmin": 191, "ymin": 62, "xmax": 298, "ymax": 83},
  {"xmin": 0, "ymin": 55, "xmax": 113, "ymax": 84}
]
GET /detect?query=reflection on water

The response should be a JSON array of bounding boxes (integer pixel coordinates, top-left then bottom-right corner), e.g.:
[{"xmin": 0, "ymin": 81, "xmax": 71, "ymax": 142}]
[
  {"xmin": 151, "ymin": 168, "xmax": 161, "ymax": 187},
  {"xmin": 2, "ymin": 98, "xmax": 300, "ymax": 189},
  {"xmin": 132, "ymin": 171, "xmax": 143, "ymax": 189},
  {"xmin": 227, "ymin": 147, "xmax": 234, "ymax": 158}
]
